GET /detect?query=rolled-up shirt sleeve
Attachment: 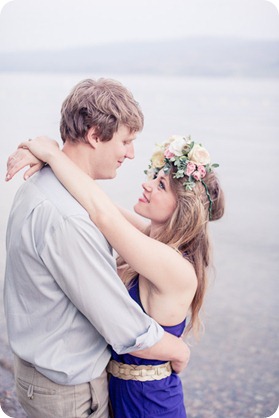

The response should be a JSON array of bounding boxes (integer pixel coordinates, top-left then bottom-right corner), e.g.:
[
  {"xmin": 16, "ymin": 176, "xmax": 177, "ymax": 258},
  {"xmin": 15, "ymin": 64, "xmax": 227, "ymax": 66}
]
[{"xmin": 40, "ymin": 213, "xmax": 164, "ymax": 354}]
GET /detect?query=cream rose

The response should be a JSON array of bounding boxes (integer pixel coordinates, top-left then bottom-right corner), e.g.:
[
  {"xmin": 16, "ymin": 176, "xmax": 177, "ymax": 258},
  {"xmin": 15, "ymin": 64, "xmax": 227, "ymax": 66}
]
[
  {"xmin": 151, "ymin": 151, "xmax": 165, "ymax": 168},
  {"xmin": 188, "ymin": 144, "xmax": 210, "ymax": 166}
]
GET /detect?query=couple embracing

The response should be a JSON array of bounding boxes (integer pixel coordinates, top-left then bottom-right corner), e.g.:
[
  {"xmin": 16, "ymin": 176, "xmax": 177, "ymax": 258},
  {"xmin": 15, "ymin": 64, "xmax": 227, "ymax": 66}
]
[{"xmin": 4, "ymin": 78, "xmax": 224, "ymax": 418}]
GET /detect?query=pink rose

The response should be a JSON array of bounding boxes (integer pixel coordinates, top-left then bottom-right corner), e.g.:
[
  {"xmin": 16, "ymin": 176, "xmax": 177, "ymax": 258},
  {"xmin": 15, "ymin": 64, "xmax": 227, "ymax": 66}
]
[
  {"xmin": 192, "ymin": 170, "xmax": 201, "ymax": 181},
  {"xmin": 164, "ymin": 148, "xmax": 175, "ymax": 159},
  {"xmin": 185, "ymin": 162, "xmax": 196, "ymax": 176},
  {"xmin": 197, "ymin": 165, "xmax": 207, "ymax": 179}
]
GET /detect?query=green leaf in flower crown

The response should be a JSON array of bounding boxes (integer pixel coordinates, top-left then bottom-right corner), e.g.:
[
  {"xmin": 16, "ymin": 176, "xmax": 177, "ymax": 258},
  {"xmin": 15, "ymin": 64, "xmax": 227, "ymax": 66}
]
[
  {"xmin": 176, "ymin": 170, "xmax": 185, "ymax": 178},
  {"xmin": 184, "ymin": 180, "xmax": 195, "ymax": 190},
  {"xmin": 188, "ymin": 141, "xmax": 195, "ymax": 152},
  {"xmin": 163, "ymin": 164, "xmax": 171, "ymax": 174}
]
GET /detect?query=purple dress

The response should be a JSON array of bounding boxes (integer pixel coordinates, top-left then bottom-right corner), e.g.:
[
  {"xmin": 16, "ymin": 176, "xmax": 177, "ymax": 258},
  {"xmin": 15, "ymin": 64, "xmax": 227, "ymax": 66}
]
[{"xmin": 109, "ymin": 276, "xmax": 187, "ymax": 418}]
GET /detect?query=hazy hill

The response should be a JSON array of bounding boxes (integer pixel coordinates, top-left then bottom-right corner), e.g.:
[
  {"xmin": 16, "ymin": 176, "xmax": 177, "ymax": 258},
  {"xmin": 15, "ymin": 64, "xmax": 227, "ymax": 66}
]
[{"xmin": 0, "ymin": 37, "xmax": 278, "ymax": 77}]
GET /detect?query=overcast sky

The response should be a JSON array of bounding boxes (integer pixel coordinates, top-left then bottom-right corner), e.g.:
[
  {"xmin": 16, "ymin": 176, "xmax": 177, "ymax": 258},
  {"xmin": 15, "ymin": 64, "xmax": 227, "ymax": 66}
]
[{"xmin": 0, "ymin": 0, "xmax": 278, "ymax": 52}]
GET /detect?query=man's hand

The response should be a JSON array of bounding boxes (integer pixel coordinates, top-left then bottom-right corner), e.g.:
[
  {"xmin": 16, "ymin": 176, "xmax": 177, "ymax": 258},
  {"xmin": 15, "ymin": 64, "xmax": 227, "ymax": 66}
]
[
  {"xmin": 131, "ymin": 333, "xmax": 191, "ymax": 374},
  {"xmin": 170, "ymin": 338, "xmax": 190, "ymax": 374}
]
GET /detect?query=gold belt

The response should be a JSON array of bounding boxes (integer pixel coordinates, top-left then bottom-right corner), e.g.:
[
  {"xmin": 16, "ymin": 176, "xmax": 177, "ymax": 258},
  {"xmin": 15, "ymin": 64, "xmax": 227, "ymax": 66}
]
[{"xmin": 107, "ymin": 360, "xmax": 172, "ymax": 382}]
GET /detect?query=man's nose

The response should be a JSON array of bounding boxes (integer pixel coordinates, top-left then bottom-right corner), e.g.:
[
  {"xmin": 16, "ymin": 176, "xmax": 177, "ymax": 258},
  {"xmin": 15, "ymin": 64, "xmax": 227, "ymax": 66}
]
[{"xmin": 125, "ymin": 142, "xmax": 135, "ymax": 160}]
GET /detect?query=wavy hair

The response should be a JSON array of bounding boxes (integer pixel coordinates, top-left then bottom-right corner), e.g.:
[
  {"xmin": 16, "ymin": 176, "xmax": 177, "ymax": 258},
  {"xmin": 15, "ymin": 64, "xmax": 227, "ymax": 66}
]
[{"xmin": 117, "ymin": 168, "xmax": 225, "ymax": 336}]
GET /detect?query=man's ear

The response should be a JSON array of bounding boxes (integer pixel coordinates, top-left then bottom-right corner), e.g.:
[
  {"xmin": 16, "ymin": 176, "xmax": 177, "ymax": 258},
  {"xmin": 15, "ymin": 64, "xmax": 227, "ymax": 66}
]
[{"xmin": 87, "ymin": 127, "xmax": 99, "ymax": 148}]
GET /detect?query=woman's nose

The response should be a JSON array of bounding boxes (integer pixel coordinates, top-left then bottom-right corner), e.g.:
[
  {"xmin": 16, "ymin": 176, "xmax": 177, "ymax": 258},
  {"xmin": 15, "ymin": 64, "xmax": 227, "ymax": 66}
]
[{"xmin": 142, "ymin": 181, "xmax": 152, "ymax": 192}]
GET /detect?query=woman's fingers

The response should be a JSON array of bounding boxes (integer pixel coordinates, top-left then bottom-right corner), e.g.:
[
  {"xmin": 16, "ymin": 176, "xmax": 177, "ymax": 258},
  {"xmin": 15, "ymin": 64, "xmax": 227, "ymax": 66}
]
[{"xmin": 6, "ymin": 148, "xmax": 43, "ymax": 181}]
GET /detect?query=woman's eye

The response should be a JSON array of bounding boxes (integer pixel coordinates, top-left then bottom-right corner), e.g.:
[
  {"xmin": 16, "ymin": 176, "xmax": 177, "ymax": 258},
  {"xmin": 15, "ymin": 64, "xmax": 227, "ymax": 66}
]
[{"xmin": 159, "ymin": 181, "xmax": 165, "ymax": 190}]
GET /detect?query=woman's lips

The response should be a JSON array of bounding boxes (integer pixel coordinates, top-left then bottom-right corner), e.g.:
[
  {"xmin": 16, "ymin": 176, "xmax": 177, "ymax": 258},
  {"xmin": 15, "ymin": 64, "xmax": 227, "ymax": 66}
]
[{"xmin": 138, "ymin": 193, "xmax": 149, "ymax": 203}]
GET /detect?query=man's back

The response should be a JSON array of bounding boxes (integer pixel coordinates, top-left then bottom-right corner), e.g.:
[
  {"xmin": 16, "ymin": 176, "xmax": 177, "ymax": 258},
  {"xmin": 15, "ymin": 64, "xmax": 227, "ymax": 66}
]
[{"xmin": 4, "ymin": 166, "xmax": 113, "ymax": 384}]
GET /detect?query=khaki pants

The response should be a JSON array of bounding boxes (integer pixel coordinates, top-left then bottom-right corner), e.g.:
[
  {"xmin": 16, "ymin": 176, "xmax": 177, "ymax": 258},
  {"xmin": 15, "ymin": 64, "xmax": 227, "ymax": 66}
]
[{"xmin": 14, "ymin": 356, "xmax": 109, "ymax": 418}]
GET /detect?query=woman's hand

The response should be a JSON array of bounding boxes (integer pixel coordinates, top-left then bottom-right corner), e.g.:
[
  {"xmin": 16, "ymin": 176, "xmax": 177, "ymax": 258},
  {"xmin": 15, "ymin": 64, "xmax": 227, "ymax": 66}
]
[
  {"xmin": 6, "ymin": 148, "xmax": 43, "ymax": 181},
  {"xmin": 5, "ymin": 136, "xmax": 60, "ymax": 181},
  {"xmin": 18, "ymin": 136, "xmax": 60, "ymax": 162}
]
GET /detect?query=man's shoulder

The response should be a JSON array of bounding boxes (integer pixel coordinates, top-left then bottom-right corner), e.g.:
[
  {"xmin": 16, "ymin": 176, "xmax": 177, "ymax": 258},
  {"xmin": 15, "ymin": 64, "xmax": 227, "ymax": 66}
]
[
  {"xmin": 8, "ymin": 168, "xmax": 111, "ymax": 256},
  {"xmin": 30, "ymin": 166, "xmax": 88, "ymax": 218}
]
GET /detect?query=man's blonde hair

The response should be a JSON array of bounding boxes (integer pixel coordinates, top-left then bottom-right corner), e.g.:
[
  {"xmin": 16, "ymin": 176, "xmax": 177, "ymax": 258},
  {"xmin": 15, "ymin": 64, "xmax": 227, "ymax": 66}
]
[{"xmin": 60, "ymin": 78, "xmax": 144, "ymax": 143}]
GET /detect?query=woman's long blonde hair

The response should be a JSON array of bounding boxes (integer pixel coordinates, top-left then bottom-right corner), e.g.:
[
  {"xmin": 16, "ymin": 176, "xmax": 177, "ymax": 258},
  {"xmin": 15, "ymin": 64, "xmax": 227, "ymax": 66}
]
[{"xmin": 117, "ymin": 168, "xmax": 225, "ymax": 335}]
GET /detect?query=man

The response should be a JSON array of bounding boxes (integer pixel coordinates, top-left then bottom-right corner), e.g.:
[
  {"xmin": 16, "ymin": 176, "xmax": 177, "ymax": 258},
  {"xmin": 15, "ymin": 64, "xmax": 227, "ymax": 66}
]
[{"xmin": 4, "ymin": 78, "xmax": 189, "ymax": 418}]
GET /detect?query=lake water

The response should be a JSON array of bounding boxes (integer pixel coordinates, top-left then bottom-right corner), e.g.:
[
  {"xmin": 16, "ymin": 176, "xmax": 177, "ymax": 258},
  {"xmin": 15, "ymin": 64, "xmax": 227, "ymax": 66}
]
[{"xmin": 0, "ymin": 72, "xmax": 278, "ymax": 418}]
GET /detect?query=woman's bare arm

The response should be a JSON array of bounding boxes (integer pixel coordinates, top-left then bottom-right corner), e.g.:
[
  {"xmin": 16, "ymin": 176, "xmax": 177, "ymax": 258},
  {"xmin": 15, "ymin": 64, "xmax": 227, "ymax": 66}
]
[{"xmin": 116, "ymin": 205, "xmax": 149, "ymax": 232}]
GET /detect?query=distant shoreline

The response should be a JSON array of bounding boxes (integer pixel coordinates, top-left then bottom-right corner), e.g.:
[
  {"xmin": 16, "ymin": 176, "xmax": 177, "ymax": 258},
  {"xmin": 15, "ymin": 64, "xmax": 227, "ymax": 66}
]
[{"xmin": 1, "ymin": 37, "xmax": 278, "ymax": 77}]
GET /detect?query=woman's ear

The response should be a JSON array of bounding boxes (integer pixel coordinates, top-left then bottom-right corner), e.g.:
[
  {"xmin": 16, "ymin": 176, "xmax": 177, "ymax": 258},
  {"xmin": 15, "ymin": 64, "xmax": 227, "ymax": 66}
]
[{"xmin": 87, "ymin": 127, "xmax": 99, "ymax": 148}]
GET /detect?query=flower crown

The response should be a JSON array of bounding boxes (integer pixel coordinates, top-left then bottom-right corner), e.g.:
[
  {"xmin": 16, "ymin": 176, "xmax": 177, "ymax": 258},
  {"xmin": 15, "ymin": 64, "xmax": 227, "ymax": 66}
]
[{"xmin": 145, "ymin": 135, "xmax": 219, "ymax": 218}]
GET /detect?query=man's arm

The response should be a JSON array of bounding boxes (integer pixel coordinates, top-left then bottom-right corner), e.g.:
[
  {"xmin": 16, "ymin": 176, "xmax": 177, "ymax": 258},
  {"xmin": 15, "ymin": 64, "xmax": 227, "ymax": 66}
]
[
  {"xmin": 133, "ymin": 332, "xmax": 190, "ymax": 373},
  {"xmin": 39, "ymin": 205, "xmax": 189, "ymax": 372}
]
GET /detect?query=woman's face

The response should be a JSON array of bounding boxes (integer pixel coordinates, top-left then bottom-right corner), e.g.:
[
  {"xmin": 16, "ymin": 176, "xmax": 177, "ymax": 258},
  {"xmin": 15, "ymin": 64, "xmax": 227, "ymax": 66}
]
[{"xmin": 134, "ymin": 169, "xmax": 177, "ymax": 226}]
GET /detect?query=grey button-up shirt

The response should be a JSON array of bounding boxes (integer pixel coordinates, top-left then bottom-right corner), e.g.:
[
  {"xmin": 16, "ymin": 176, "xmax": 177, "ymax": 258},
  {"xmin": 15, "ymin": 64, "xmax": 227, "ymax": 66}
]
[{"xmin": 4, "ymin": 166, "xmax": 163, "ymax": 385}]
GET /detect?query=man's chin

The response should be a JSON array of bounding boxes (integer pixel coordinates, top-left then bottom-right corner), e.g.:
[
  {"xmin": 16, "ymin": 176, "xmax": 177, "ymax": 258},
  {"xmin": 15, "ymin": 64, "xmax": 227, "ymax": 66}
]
[
  {"xmin": 103, "ymin": 171, "xmax": 117, "ymax": 180},
  {"xmin": 110, "ymin": 171, "xmax": 117, "ymax": 179}
]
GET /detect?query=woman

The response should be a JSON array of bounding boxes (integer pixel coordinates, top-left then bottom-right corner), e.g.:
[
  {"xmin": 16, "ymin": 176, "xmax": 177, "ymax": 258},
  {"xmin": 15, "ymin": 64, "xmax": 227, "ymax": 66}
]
[{"xmin": 6, "ymin": 134, "xmax": 225, "ymax": 418}]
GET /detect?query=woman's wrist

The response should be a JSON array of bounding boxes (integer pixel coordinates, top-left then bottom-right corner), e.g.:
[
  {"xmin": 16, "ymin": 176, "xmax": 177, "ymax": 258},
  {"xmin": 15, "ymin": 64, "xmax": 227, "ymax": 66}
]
[{"xmin": 44, "ymin": 147, "xmax": 62, "ymax": 165}]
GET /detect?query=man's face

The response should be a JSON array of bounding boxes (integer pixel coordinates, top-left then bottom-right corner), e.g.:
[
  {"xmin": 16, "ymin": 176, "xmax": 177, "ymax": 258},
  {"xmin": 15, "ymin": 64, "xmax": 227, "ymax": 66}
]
[{"xmin": 94, "ymin": 125, "xmax": 136, "ymax": 179}]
